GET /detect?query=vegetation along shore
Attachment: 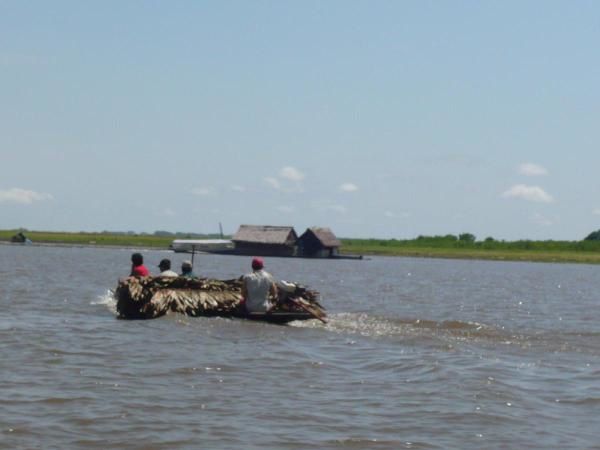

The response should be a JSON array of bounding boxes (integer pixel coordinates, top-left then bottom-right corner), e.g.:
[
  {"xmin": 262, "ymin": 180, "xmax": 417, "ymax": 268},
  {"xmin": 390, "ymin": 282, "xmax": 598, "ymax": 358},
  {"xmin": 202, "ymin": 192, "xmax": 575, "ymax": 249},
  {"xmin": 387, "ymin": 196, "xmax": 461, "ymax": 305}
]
[{"xmin": 3, "ymin": 229, "xmax": 600, "ymax": 264}]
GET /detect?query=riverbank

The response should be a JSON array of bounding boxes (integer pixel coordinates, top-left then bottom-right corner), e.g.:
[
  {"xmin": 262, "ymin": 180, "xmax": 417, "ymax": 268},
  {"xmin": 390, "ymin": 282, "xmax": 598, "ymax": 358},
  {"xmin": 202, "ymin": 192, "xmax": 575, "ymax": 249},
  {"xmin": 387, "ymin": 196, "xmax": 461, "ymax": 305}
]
[
  {"xmin": 339, "ymin": 238, "xmax": 600, "ymax": 264},
  {"xmin": 0, "ymin": 230, "xmax": 174, "ymax": 249},
  {"xmin": 3, "ymin": 229, "xmax": 600, "ymax": 264},
  {"xmin": 340, "ymin": 244, "xmax": 600, "ymax": 264}
]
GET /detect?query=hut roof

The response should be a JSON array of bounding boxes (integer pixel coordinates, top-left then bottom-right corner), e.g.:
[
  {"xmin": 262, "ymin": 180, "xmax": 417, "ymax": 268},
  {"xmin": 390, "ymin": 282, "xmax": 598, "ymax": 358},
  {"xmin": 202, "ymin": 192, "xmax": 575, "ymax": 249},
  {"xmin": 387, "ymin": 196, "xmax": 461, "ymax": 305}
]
[
  {"xmin": 303, "ymin": 227, "xmax": 341, "ymax": 248},
  {"xmin": 232, "ymin": 225, "xmax": 297, "ymax": 245}
]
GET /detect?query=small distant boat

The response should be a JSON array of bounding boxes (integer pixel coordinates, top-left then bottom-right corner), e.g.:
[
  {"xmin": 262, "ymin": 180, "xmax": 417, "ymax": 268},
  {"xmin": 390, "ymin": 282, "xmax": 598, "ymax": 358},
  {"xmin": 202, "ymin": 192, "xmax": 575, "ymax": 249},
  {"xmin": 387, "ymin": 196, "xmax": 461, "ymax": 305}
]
[
  {"xmin": 169, "ymin": 239, "xmax": 234, "ymax": 254},
  {"xmin": 114, "ymin": 276, "xmax": 327, "ymax": 323},
  {"xmin": 10, "ymin": 232, "xmax": 32, "ymax": 244}
]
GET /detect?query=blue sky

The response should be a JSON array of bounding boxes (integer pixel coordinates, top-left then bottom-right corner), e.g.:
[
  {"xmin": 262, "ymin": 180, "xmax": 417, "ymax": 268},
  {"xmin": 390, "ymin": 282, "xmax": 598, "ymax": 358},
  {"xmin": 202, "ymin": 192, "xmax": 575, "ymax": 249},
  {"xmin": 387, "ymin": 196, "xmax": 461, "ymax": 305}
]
[{"xmin": 1, "ymin": 1, "xmax": 599, "ymax": 240}]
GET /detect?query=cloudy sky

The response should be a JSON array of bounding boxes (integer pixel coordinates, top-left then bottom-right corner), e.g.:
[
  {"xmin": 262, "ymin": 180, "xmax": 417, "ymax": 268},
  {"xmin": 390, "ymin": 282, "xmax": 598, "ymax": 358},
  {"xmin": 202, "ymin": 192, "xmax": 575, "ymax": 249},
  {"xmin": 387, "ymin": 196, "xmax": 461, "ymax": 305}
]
[{"xmin": 1, "ymin": 1, "xmax": 599, "ymax": 240}]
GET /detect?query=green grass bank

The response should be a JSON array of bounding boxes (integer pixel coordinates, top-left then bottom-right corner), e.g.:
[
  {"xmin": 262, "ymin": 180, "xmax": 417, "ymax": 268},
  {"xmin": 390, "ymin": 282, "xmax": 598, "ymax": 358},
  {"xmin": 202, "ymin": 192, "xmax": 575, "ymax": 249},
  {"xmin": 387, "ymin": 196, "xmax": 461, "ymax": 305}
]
[
  {"xmin": 0, "ymin": 230, "xmax": 174, "ymax": 248},
  {"xmin": 339, "ymin": 237, "xmax": 600, "ymax": 264},
  {"xmin": 3, "ymin": 230, "xmax": 600, "ymax": 264}
]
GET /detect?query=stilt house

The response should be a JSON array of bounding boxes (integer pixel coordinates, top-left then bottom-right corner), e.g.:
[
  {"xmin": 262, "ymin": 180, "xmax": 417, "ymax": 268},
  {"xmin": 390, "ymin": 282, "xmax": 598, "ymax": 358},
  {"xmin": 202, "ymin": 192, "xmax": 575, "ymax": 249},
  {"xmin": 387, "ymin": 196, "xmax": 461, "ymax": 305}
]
[
  {"xmin": 232, "ymin": 225, "xmax": 298, "ymax": 257},
  {"xmin": 297, "ymin": 227, "xmax": 341, "ymax": 258}
]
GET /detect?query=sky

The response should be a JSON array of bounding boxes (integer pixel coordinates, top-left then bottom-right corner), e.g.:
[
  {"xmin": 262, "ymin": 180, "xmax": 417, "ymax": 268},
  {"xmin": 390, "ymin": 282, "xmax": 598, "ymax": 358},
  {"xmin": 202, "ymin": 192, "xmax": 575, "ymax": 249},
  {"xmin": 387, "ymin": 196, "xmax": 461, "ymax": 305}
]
[{"xmin": 1, "ymin": 1, "xmax": 599, "ymax": 240}]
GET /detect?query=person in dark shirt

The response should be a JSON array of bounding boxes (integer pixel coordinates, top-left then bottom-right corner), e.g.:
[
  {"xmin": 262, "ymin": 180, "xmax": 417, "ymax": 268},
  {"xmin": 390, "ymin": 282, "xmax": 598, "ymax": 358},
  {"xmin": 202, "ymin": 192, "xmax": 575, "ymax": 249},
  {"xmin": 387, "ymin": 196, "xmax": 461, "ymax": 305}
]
[
  {"xmin": 130, "ymin": 253, "xmax": 150, "ymax": 277},
  {"xmin": 157, "ymin": 258, "xmax": 178, "ymax": 277}
]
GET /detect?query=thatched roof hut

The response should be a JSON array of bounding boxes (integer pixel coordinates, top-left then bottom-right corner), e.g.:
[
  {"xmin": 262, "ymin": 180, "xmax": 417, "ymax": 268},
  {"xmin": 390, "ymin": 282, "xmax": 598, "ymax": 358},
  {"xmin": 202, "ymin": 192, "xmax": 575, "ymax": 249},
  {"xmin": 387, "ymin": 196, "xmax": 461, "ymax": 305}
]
[
  {"xmin": 297, "ymin": 227, "xmax": 341, "ymax": 258},
  {"xmin": 232, "ymin": 225, "xmax": 298, "ymax": 256}
]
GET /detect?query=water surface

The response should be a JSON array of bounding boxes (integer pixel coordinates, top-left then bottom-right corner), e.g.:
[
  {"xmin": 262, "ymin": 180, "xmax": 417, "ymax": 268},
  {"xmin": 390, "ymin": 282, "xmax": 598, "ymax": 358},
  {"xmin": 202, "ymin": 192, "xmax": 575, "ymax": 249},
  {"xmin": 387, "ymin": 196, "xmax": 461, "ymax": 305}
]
[{"xmin": 1, "ymin": 244, "xmax": 599, "ymax": 449}]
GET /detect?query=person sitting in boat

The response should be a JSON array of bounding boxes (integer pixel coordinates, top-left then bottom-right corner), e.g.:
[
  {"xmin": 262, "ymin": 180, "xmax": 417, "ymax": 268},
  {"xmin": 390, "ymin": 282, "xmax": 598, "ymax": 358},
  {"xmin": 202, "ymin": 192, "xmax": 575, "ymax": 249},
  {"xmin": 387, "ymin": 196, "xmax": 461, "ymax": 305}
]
[
  {"xmin": 11, "ymin": 232, "xmax": 27, "ymax": 243},
  {"xmin": 241, "ymin": 257, "xmax": 278, "ymax": 313},
  {"xmin": 130, "ymin": 253, "xmax": 150, "ymax": 277},
  {"xmin": 157, "ymin": 258, "xmax": 178, "ymax": 277},
  {"xmin": 180, "ymin": 260, "xmax": 197, "ymax": 278}
]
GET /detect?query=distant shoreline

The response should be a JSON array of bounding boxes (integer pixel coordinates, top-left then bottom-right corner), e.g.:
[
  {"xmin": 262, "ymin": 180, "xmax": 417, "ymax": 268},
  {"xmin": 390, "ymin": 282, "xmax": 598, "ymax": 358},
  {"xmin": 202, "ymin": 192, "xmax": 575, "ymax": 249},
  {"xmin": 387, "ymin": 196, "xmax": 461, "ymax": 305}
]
[
  {"xmin": 3, "ymin": 231, "xmax": 600, "ymax": 264},
  {"xmin": 0, "ymin": 240, "xmax": 162, "ymax": 251},
  {"xmin": 343, "ymin": 247, "xmax": 600, "ymax": 264}
]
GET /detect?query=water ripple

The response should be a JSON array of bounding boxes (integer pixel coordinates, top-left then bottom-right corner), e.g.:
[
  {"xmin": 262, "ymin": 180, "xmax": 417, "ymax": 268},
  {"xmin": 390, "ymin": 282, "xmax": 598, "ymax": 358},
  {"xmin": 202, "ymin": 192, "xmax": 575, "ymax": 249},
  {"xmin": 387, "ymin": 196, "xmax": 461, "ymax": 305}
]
[{"xmin": 2, "ymin": 247, "xmax": 600, "ymax": 449}]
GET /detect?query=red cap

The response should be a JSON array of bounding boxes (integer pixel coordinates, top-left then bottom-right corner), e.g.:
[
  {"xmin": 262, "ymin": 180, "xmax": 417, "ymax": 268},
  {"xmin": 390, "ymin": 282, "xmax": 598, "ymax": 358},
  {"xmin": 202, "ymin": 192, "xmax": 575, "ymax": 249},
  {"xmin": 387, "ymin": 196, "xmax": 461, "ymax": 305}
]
[{"xmin": 251, "ymin": 257, "xmax": 264, "ymax": 270}]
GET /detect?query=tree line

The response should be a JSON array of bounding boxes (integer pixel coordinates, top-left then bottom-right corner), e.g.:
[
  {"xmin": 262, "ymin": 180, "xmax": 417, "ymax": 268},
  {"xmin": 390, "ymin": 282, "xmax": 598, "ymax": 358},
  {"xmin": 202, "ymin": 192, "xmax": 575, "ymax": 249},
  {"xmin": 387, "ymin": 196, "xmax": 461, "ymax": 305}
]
[{"xmin": 342, "ymin": 229, "xmax": 600, "ymax": 252}]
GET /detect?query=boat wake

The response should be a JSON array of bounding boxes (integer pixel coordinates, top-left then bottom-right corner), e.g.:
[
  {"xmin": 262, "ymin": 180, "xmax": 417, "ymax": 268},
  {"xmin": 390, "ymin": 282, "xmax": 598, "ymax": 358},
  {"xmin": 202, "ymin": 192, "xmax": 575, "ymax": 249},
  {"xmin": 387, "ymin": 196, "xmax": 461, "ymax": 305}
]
[
  {"xmin": 291, "ymin": 312, "xmax": 529, "ymax": 350},
  {"xmin": 292, "ymin": 312, "xmax": 600, "ymax": 355},
  {"xmin": 91, "ymin": 290, "xmax": 117, "ymax": 315},
  {"xmin": 89, "ymin": 296, "xmax": 600, "ymax": 355},
  {"xmin": 294, "ymin": 311, "xmax": 483, "ymax": 335}
]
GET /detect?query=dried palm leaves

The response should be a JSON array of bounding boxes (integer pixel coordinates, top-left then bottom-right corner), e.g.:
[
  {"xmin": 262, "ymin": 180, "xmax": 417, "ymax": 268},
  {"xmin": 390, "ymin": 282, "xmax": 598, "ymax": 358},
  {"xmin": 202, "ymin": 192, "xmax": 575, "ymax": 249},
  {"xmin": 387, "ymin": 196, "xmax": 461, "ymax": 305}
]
[{"xmin": 114, "ymin": 276, "xmax": 326, "ymax": 322}]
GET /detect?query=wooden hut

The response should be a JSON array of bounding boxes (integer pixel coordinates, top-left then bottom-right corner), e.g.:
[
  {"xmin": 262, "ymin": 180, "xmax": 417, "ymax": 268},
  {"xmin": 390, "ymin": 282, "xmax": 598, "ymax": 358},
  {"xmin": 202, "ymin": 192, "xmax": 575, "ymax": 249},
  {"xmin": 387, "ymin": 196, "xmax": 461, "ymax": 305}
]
[
  {"xmin": 297, "ymin": 227, "xmax": 341, "ymax": 258},
  {"xmin": 232, "ymin": 225, "xmax": 298, "ymax": 256}
]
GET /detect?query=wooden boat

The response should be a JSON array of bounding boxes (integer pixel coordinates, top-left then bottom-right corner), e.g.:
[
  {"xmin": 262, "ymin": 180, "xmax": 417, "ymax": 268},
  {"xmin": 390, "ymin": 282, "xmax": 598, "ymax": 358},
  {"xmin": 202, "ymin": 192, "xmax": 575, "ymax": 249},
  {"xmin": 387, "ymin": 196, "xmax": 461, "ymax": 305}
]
[
  {"xmin": 114, "ymin": 276, "xmax": 327, "ymax": 323},
  {"xmin": 243, "ymin": 311, "xmax": 321, "ymax": 324}
]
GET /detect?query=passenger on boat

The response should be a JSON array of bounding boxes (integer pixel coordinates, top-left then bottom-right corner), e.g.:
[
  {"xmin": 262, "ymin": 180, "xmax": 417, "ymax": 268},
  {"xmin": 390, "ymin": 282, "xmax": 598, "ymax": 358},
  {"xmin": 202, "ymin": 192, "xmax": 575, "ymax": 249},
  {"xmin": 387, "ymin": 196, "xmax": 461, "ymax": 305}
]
[
  {"xmin": 130, "ymin": 253, "xmax": 150, "ymax": 277},
  {"xmin": 11, "ymin": 232, "xmax": 27, "ymax": 243},
  {"xmin": 180, "ymin": 260, "xmax": 197, "ymax": 278},
  {"xmin": 157, "ymin": 258, "xmax": 178, "ymax": 277},
  {"xmin": 241, "ymin": 257, "xmax": 278, "ymax": 313}
]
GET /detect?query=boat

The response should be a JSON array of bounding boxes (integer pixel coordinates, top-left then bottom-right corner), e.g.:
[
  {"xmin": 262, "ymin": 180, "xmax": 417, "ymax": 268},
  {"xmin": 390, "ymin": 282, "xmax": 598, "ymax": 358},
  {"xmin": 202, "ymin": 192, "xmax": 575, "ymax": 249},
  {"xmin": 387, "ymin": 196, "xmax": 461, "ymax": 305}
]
[
  {"xmin": 114, "ymin": 276, "xmax": 327, "ymax": 323},
  {"xmin": 169, "ymin": 239, "xmax": 234, "ymax": 254},
  {"xmin": 10, "ymin": 232, "xmax": 32, "ymax": 244}
]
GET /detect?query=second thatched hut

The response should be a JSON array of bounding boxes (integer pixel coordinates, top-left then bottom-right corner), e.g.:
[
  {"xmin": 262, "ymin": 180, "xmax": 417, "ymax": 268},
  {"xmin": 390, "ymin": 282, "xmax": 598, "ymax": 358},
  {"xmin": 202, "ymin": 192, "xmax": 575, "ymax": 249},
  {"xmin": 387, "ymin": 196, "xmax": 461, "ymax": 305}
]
[{"xmin": 297, "ymin": 227, "xmax": 341, "ymax": 258}]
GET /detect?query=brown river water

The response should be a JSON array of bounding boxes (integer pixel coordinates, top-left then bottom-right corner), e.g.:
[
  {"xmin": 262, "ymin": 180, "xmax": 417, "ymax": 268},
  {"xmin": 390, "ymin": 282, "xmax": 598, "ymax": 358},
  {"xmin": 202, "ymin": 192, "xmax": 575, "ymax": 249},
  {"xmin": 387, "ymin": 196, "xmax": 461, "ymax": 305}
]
[{"xmin": 1, "ymin": 244, "xmax": 599, "ymax": 449}]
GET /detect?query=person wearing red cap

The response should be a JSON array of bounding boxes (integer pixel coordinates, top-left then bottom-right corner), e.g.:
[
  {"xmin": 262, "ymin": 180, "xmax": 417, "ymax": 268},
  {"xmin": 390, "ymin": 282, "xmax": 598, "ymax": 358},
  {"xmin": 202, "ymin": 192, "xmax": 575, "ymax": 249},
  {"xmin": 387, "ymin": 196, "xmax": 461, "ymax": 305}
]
[{"xmin": 241, "ymin": 257, "xmax": 278, "ymax": 313}]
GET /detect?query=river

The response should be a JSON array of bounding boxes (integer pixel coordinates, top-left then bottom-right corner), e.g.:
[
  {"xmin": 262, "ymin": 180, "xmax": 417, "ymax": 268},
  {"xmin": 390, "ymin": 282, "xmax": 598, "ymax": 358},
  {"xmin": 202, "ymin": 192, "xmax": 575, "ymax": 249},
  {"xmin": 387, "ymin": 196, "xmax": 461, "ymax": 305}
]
[{"xmin": 1, "ymin": 244, "xmax": 599, "ymax": 449}]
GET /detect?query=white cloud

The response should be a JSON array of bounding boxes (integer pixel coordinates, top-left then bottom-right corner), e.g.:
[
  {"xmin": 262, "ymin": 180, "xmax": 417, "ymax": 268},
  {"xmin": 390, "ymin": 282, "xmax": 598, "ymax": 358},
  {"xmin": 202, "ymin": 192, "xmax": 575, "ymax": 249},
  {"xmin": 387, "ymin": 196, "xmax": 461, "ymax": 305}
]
[
  {"xmin": 264, "ymin": 177, "xmax": 281, "ymax": 190},
  {"xmin": 339, "ymin": 183, "xmax": 359, "ymax": 192},
  {"xmin": 518, "ymin": 163, "xmax": 548, "ymax": 176},
  {"xmin": 163, "ymin": 208, "xmax": 176, "ymax": 217},
  {"xmin": 593, "ymin": 209, "xmax": 600, "ymax": 216},
  {"xmin": 264, "ymin": 170, "xmax": 304, "ymax": 193},
  {"xmin": 231, "ymin": 185, "xmax": 246, "ymax": 192},
  {"xmin": 277, "ymin": 205, "xmax": 295, "ymax": 213},
  {"xmin": 191, "ymin": 187, "xmax": 215, "ymax": 196},
  {"xmin": 501, "ymin": 184, "xmax": 554, "ymax": 203},
  {"xmin": 280, "ymin": 166, "xmax": 305, "ymax": 182},
  {"xmin": 0, "ymin": 188, "xmax": 53, "ymax": 204}
]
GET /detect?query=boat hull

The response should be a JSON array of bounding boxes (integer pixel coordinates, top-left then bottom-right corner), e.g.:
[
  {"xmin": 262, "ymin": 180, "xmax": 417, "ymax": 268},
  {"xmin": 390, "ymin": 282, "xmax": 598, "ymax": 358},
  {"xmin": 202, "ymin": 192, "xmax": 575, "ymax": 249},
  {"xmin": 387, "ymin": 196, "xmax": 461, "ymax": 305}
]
[{"xmin": 240, "ymin": 311, "xmax": 315, "ymax": 323}]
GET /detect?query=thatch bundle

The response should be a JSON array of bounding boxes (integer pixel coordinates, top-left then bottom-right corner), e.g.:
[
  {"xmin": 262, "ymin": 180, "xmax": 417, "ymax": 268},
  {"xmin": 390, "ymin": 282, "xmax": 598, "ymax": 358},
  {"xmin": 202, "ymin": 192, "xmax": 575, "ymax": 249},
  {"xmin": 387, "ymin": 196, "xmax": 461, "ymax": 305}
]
[{"xmin": 114, "ymin": 276, "xmax": 326, "ymax": 322}]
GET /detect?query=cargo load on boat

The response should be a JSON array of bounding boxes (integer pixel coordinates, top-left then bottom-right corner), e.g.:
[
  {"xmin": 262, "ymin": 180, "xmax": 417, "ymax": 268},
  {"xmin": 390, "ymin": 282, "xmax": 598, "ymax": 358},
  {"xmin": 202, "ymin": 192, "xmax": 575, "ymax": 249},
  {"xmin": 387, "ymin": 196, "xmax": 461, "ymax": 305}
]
[{"xmin": 114, "ymin": 276, "xmax": 326, "ymax": 323}]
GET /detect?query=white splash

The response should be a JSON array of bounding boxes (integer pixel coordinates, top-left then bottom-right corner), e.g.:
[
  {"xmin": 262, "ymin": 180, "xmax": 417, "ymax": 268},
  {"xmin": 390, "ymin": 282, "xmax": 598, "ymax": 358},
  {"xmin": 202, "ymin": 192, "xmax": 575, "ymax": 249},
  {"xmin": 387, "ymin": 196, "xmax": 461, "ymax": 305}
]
[{"xmin": 92, "ymin": 290, "xmax": 117, "ymax": 315}]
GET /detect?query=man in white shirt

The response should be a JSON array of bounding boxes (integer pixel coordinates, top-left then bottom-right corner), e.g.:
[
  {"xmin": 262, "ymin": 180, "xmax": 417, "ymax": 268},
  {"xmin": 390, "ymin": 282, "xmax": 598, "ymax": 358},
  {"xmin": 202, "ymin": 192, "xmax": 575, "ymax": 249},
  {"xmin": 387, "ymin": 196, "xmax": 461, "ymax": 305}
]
[
  {"xmin": 157, "ymin": 258, "xmax": 178, "ymax": 277},
  {"xmin": 241, "ymin": 257, "xmax": 278, "ymax": 313}
]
